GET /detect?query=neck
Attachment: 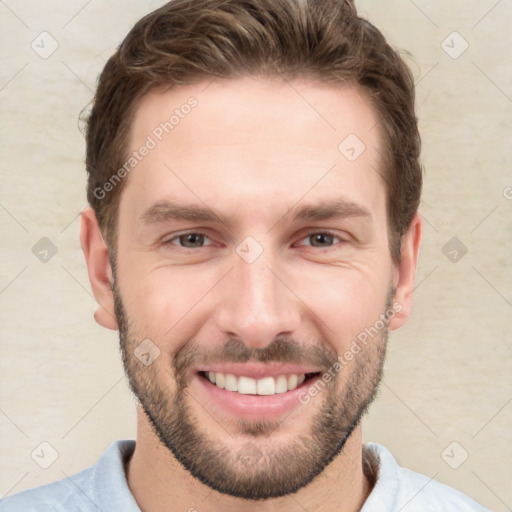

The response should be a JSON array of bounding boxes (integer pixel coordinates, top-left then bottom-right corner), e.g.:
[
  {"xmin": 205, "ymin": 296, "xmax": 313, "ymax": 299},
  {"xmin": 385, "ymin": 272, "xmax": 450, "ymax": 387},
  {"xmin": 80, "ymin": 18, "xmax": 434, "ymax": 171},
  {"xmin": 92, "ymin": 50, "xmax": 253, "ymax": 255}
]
[{"xmin": 127, "ymin": 408, "xmax": 372, "ymax": 512}]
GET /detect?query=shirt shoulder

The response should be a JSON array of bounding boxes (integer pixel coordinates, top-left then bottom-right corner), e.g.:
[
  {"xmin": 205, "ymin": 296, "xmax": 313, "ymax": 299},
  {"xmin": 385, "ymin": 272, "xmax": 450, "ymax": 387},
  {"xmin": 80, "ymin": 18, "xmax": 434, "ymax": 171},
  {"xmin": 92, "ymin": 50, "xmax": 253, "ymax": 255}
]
[
  {"xmin": 0, "ymin": 440, "xmax": 139, "ymax": 512},
  {"xmin": 395, "ymin": 466, "xmax": 491, "ymax": 511},
  {"xmin": 0, "ymin": 467, "xmax": 96, "ymax": 512},
  {"xmin": 362, "ymin": 443, "xmax": 491, "ymax": 512}
]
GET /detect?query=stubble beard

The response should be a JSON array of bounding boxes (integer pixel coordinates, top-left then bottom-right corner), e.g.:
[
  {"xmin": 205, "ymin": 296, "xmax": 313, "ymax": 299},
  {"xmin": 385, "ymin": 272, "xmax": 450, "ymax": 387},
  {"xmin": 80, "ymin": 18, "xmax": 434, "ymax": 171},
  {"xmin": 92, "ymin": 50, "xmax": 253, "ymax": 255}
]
[{"xmin": 113, "ymin": 282, "xmax": 389, "ymax": 500}]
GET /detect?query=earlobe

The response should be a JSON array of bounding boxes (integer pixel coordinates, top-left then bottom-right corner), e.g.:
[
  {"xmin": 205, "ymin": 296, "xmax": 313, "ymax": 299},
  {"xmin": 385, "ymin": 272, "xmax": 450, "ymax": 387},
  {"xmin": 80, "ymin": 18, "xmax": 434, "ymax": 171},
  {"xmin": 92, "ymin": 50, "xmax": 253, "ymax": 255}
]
[
  {"xmin": 388, "ymin": 213, "xmax": 422, "ymax": 331},
  {"xmin": 80, "ymin": 207, "xmax": 118, "ymax": 331}
]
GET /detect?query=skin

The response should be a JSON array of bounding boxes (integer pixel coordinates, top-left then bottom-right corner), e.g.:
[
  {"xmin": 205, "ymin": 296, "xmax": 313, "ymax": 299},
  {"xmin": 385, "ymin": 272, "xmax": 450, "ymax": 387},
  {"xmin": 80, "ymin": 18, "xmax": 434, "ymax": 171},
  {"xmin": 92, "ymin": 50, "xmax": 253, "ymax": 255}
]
[{"xmin": 80, "ymin": 76, "xmax": 421, "ymax": 512}]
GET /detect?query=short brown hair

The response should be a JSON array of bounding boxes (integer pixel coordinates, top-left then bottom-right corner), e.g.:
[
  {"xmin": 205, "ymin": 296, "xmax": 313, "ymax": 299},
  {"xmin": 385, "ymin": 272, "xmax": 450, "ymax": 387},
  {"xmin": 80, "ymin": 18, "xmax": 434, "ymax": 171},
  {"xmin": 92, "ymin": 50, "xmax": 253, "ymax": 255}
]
[{"xmin": 86, "ymin": 0, "xmax": 421, "ymax": 262}]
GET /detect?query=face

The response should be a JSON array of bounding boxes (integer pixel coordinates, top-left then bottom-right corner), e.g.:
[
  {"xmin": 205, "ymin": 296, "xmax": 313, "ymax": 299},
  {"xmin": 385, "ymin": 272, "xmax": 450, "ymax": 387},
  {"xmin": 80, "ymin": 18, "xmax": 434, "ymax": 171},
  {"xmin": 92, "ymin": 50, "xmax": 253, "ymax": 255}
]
[{"xmin": 106, "ymin": 77, "xmax": 406, "ymax": 499}]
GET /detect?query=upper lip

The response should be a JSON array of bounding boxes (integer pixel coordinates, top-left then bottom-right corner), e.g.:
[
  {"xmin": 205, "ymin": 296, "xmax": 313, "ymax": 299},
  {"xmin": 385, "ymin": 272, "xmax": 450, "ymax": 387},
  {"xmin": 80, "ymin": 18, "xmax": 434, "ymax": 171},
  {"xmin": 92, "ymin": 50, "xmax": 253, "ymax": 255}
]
[{"xmin": 196, "ymin": 362, "xmax": 322, "ymax": 379}]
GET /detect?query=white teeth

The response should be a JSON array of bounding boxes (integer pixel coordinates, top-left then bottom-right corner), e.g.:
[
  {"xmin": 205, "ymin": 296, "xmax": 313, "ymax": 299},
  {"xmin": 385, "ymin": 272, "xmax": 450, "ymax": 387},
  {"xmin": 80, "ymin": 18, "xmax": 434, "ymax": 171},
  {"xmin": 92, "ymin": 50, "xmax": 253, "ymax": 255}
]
[
  {"xmin": 215, "ymin": 372, "xmax": 225, "ymax": 389},
  {"xmin": 287, "ymin": 374, "xmax": 298, "ymax": 390},
  {"xmin": 275, "ymin": 375, "xmax": 288, "ymax": 393},
  {"xmin": 256, "ymin": 376, "xmax": 275, "ymax": 395},
  {"xmin": 205, "ymin": 371, "xmax": 311, "ymax": 395},
  {"xmin": 225, "ymin": 374, "xmax": 238, "ymax": 392},
  {"xmin": 238, "ymin": 376, "xmax": 257, "ymax": 394}
]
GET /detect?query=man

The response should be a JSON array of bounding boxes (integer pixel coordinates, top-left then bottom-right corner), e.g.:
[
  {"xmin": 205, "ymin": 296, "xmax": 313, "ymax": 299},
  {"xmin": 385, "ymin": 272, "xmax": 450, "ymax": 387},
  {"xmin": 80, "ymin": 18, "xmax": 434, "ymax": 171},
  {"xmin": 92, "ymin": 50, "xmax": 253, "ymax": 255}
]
[{"xmin": 0, "ymin": 0, "xmax": 491, "ymax": 510}]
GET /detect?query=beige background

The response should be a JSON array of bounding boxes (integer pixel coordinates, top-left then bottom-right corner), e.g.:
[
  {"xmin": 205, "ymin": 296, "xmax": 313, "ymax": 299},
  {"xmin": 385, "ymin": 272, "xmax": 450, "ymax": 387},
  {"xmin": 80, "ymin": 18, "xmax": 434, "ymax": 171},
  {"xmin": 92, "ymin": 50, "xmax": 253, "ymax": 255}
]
[{"xmin": 0, "ymin": 1, "xmax": 511, "ymax": 510}]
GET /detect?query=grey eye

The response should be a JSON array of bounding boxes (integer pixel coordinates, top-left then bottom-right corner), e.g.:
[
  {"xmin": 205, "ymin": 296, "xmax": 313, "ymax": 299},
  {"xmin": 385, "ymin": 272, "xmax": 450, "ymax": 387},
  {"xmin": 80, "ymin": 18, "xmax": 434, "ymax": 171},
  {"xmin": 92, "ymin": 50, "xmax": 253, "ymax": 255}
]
[
  {"xmin": 177, "ymin": 233, "xmax": 206, "ymax": 247},
  {"xmin": 308, "ymin": 233, "xmax": 335, "ymax": 247}
]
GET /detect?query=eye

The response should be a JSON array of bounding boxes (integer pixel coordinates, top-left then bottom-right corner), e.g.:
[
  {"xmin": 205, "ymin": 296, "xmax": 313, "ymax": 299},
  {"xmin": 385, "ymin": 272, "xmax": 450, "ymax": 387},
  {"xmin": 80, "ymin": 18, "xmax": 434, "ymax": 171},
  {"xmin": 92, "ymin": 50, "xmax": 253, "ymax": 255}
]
[
  {"xmin": 164, "ymin": 232, "xmax": 212, "ymax": 248},
  {"xmin": 297, "ymin": 232, "xmax": 341, "ymax": 248}
]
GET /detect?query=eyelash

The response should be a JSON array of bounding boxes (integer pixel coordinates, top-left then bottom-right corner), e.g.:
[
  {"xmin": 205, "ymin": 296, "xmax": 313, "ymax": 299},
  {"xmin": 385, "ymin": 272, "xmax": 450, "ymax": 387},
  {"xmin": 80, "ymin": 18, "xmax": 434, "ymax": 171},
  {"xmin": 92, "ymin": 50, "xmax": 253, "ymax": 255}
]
[
  {"xmin": 162, "ymin": 231, "xmax": 344, "ymax": 249},
  {"xmin": 163, "ymin": 232, "xmax": 213, "ymax": 248}
]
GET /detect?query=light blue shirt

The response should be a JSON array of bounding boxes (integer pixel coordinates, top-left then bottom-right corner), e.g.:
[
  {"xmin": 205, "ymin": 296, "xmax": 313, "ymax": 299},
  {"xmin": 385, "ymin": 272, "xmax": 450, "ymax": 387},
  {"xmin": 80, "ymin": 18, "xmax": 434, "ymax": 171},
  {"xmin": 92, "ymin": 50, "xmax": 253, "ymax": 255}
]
[{"xmin": 0, "ymin": 440, "xmax": 491, "ymax": 511}]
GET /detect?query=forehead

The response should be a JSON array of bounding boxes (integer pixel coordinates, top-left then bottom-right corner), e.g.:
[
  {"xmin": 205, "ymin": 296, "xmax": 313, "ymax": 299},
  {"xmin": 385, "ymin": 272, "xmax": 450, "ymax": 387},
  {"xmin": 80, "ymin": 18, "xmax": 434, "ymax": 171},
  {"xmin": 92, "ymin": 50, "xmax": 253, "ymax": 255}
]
[
  {"xmin": 130, "ymin": 76, "xmax": 382, "ymax": 152},
  {"xmin": 123, "ymin": 76, "xmax": 386, "ymax": 223}
]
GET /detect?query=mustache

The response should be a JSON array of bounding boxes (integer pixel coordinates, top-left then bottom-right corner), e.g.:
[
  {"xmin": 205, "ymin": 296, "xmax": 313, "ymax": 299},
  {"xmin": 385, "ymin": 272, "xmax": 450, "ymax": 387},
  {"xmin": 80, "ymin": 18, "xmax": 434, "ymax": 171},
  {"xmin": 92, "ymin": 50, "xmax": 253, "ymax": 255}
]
[{"xmin": 172, "ymin": 335, "xmax": 339, "ymax": 383}]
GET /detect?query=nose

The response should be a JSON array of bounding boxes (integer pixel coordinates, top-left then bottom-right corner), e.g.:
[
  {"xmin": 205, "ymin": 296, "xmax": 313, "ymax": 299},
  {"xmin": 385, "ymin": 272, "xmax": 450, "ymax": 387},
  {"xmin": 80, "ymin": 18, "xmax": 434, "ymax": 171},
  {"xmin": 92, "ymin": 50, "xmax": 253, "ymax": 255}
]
[{"xmin": 215, "ymin": 248, "xmax": 301, "ymax": 349}]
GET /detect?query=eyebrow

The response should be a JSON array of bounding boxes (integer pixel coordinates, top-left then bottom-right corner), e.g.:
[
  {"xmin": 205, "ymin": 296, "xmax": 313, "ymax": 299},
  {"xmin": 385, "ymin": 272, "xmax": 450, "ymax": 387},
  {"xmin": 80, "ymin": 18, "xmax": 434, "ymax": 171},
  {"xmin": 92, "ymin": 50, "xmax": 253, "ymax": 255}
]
[
  {"xmin": 139, "ymin": 198, "xmax": 372, "ymax": 227},
  {"xmin": 293, "ymin": 199, "xmax": 371, "ymax": 222}
]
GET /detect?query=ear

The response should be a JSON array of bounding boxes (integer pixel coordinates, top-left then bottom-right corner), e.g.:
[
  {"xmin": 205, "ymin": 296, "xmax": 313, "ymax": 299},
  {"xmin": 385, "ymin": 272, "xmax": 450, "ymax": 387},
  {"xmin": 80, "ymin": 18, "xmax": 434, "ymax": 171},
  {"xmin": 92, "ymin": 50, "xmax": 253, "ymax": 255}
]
[
  {"xmin": 80, "ymin": 207, "xmax": 118, "ymax": 330},
  {"xmin": 388, "ymin": 213, "xmax": 422, "ymax": 331}
]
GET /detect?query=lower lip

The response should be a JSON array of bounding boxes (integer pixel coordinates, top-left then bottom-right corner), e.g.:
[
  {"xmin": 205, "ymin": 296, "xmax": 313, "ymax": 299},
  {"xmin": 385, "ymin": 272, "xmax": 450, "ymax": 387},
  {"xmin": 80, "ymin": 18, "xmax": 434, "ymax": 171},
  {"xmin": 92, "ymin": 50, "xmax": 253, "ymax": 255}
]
[{"xmin": 192, "ymin": 373, "xmax": 321, "ymax": 421}]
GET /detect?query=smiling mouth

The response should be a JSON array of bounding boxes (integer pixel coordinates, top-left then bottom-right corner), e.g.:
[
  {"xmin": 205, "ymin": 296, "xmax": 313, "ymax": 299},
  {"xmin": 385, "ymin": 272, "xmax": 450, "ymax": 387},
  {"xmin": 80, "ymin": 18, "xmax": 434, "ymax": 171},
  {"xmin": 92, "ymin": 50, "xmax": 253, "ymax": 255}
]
[{"xmin": 198, "ymin": 371, "xmax": 321, "ymax": 396}]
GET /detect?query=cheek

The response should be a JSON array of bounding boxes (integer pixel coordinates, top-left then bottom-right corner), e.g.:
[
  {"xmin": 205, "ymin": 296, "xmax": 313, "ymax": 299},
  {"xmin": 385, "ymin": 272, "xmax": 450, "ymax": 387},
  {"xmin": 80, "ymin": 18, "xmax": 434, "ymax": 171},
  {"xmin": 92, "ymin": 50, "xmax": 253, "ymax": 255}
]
[
  {"xmin": 118, "ymin": 263, "xmax": 221, "ymax": 341},
  {"xmin": 297, "ymin": 267, "xmax": 391, "ymax": 347}
]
